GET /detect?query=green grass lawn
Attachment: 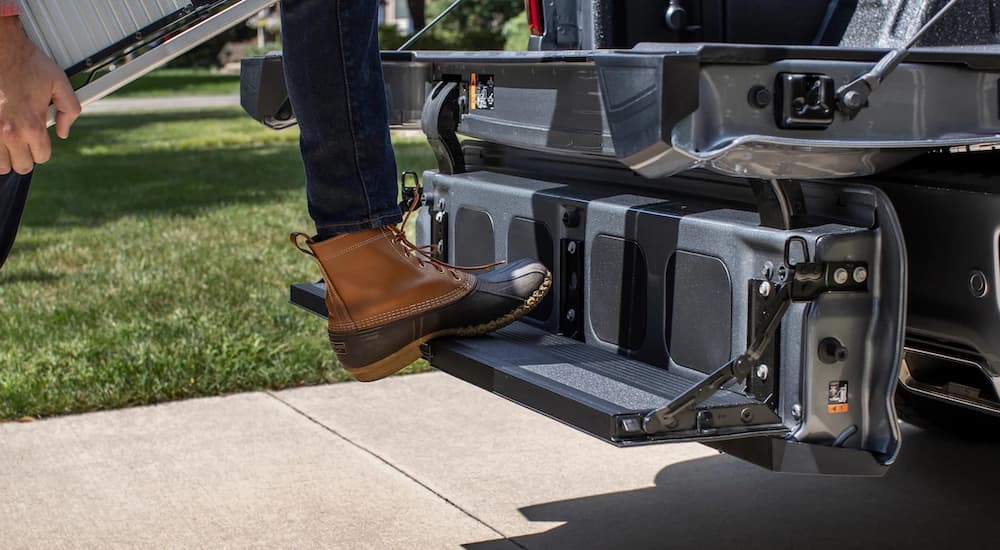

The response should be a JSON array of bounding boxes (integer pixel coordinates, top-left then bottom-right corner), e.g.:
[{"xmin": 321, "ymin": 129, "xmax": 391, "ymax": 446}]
[
  {"xmin": 108, "ymin": 68, "xmax": 241, "ymax": 98},
  {"xmin": 0, "ymin": 108, "xmax": 435, "ymax": 419}
]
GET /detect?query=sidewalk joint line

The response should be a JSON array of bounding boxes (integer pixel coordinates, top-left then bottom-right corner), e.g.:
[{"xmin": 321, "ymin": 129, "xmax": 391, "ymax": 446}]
[{"xmin": 265, "ymin": 391, "xmax": 527, "ymax": 550}]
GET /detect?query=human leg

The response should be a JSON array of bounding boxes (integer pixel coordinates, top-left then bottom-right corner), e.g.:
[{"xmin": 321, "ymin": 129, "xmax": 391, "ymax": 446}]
[
  {"xmin": 0, "ymin": 171, "xmax": 32, "ymax": 271},
  {"xmin": 280, "ymin": 1, "xmax": 552, "ymax": 381},
  {"xmin": 280, "ymin": 0, "xmax": 401, "ymax": 239}
]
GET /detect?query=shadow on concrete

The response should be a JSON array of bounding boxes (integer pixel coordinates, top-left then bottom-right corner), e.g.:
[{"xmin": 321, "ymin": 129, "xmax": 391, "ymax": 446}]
[{"xmin": 467, "ymin": 423, "xmax": 998, "ymax": 550}]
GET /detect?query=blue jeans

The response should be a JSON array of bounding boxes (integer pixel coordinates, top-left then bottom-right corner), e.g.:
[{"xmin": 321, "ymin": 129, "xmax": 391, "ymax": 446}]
[{"xmin": 280, "ymin": 0, "xmax": 402, "ymax": 239}]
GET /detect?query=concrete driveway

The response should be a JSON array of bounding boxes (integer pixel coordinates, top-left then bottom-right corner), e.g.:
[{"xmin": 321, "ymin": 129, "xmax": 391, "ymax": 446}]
[{"xmin": 1, "ymin": 372, "xmax": 996, "ymax": 549}]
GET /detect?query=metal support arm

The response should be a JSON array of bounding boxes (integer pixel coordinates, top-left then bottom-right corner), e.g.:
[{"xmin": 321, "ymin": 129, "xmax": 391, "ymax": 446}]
[{"xmin": 643, "ymin": 238, "xmax": 869, "ymax": 435}]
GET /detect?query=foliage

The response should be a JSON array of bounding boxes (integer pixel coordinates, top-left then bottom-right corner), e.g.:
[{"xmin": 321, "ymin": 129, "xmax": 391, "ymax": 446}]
[
  {"xmin": 0, "ymin": 108, "xmax": 436, "ymax": 419},
  {"xmin": 381, "ymin": 0, "xmax": 524, "ymax": 51},
  {"xmin": 428, "ymin": 0, "xmax": 523, "ymax": 33},
  {"xmin": 502, "ymin": 11, "xmax": 530, "ymax": 51},
  {"xmin": 109, "ymin": 69, "xmax": 241, "ymax": 99},
  {"xmin": 168, "ymin": 27, "xmax": 257, "ymax": 68}
]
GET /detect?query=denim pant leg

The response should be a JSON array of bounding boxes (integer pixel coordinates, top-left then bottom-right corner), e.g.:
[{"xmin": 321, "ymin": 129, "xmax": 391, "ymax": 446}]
[
  {"xmin": 0, "ymin": 171, "xmax": 32, "ymax": 271},
  {"xmin": 280, "ymin": 0, "xmax": 402, "ymax": 238}
]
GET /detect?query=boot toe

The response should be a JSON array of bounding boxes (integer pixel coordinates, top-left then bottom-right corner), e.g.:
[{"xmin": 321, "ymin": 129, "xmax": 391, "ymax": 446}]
[{"xmin": 477, "ymin": 258, "xmax": 550, "ymax": 301}]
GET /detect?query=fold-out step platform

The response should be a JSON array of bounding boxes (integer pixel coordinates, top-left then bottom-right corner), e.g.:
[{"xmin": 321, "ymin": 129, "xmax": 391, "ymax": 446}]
[{"xmin": 424, "ymin": 323, "xmax": 787, "ymax": 446}]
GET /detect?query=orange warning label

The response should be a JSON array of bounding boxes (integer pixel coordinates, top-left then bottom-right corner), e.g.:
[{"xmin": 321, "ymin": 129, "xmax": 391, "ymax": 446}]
[
  {"xmin": 470, "ymin": 73, "xmax": 477, "ymax": 110},
  {"xmin": 828, "ymin": 404, "xmax": 849, "ymax": 414}
]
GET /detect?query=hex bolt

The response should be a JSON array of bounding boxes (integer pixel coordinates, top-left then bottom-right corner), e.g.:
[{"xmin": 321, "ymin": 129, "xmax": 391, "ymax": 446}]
[
  {"xmin": 833, "ymin": 267, "xmax": 849, "ymax": 285},
  {"xmin": 755, "ymin": 364, "xmax": 769, "ymax": 381},
  {"xmin": 565, "ymin": 309, "xmax": 576, "ymax": 322},
  {"xmin": 758, "ymin": 280, "xmax": 772, "ymax": 297},
  {"xmin": 567, "ymin": 241, "xmax": 578, "ymax": 254},
  {"xmin": 853, "ymin": 266, "xmax": 868, "ymax": 284},
  {"xmin": 777, "ymin": 265, "xmax": 789, "ymax": 282},
  {"xmin": 791, "ymin": 404, "xmax": 802, "ymax": 420},
  {"xmin": 434, "ymin": 212, "xmax": 445, "ymax": 223},
  {"xmin": 842, "ymin": 90, "xmax": 863, "ymax": 109},
  {"xmin": 740, "ymin": 408, "xmax": 754, "ymax": 423}
]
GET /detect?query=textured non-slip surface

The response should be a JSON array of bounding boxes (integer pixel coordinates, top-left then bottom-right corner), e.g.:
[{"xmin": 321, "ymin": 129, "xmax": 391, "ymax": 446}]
[{"xmin": 449, "ymin": 322, "xmax": 754, "ymax": 412}]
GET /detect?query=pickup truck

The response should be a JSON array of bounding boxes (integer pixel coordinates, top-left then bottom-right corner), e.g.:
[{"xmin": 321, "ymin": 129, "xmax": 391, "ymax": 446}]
[
  {"xmin": 242, "ymin": 0, "xmax": 1000, "ymax": 476},
  {"xmin": 5, "ymin": 0, "xmax": 997, "ymax": 477}
]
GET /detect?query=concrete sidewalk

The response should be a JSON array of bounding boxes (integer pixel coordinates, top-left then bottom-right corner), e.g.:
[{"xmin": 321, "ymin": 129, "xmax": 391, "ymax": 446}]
[{"xmin": 1, "ymin": 372, "xmax": 997, "ymax": 549}]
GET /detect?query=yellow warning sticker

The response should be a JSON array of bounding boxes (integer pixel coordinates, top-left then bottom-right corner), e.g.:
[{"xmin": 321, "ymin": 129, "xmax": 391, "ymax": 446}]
[
  {"xmin": 828, "ymin": 404, "xmax": 849, "ymax": 414},
  {"xmin": 470, "ymin": 73, "xmax": 477, "ymax": 111}
]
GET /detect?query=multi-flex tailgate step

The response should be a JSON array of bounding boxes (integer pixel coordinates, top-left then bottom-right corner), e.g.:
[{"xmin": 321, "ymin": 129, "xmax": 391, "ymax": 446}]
[{"xmin": 424, "ymin": 323, "xmax": 787, "ymax": 446}]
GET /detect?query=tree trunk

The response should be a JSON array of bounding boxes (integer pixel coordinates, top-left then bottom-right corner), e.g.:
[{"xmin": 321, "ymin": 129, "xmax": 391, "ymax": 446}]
[{"xmin": 407, "ymin": 0, "xmax": 426, "ymax": 31}]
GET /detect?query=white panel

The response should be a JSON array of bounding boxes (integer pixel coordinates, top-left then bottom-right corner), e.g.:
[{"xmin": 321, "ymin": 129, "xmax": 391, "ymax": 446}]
[{"xmin": 19, "ymin": 0, "xmax": 193, "ymax": 69}]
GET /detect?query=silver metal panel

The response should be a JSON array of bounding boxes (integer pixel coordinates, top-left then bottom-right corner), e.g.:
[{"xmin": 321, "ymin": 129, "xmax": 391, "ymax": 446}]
[
  {"xmin": 18, "ymin": 0, "xmax": 277, "ymax": 125},
  {"xmin": 19, "ymin": 0, "xmax": 192, "ymax": 69}
]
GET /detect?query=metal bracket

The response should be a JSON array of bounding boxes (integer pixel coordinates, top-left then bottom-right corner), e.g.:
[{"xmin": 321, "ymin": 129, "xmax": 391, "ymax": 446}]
[
  {"xmin": 834, "ymin": 0, "xmax": 960, "ymax": 118},
  {"xmin": 750, "ymin": 179, "xmax": 806, "ymax": 230},
  {"xmin": 559, "ymin": 239, "xmax": 585, "ymax": 340},
  {"xmin": 642, "ymin": 238, "xmax": 869, "ymax": 435},
  {"xmin": 421, "ymin": 81, "xmax": 466, "ymax": 175},
  {"xmin": 399, "ymin": 171, "xmax": 422, "ymax": 212}
]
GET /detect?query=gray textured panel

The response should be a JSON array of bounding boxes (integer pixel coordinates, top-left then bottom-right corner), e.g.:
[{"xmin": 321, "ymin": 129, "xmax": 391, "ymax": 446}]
[
  {"xmin": 454, "ymin": 207, "xmax": 496, "ymax": 268},
  {"xmin": 840, "ymin": 0, "xmax": 999, "ymax": 48},
  {"xmin": 508, "ymin": 217, "xmax": 555, "ymax": 321},
  {"xmin": 590, "ymin": 235, "xmax": 646, "ymax": 350},
  {"xmin": 668, "ymin": 251, "xmax": 732, "ymax": 374}
]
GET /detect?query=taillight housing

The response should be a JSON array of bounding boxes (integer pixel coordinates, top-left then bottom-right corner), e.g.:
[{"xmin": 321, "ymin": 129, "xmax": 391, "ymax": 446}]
[{"xmin": 525, "ymin": 0, "xmax": 544, "ymax": 36}]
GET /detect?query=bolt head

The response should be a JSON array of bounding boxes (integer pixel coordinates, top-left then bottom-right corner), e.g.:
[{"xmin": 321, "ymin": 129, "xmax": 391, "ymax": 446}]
[
  {"xmin": 791, "ymin": 404, "xmax": 802, "ymax": 420},
  {"xmin": 758, "ymin": 280, "xmax": 772, "ymax": 297},
  {"xmin": 853, "ymin": 266, "xmax": 868, "ymax": 284},
  {"xmin": 567, "ymin": 241, "xmax": 577, "ymax": 254},
  {"xmin": 834, "ymin": 268, "xmax": 849, "ymax": 285},
  {"xmin": 434, "ymin": 212, "xmax": 445, "ymax": 223},
  {"xmin": 565, "ymin": 309, "xmax": 576, "ymax": 322},
  {"xmin": 843, "ymin": 90, "xmax": 863, "ymax": 109},
  {"xmin": 755, "ymin": 364, "xmax": 769, "ymax": 381},
  {"xmin": 740, "ymin": 408, "xmax": 754, "ymax": 423}
]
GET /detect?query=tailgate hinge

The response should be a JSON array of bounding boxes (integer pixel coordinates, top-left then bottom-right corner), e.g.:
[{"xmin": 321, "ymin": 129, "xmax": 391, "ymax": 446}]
[{"xmin": 643, "ymin": 236, "xmax": 870, "ymax": 435}]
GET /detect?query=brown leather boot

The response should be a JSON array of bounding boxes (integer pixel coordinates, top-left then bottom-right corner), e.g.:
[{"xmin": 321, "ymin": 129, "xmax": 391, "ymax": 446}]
[{"xmin": 292, "ymin": 226, "xmax": 551, "ymax": 382}]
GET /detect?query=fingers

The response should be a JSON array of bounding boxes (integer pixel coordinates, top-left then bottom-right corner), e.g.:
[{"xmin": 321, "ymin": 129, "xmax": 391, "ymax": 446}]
[
  {"xmin": 25, "ymin": 123, "xmax": 52, "ymax": 165},
  {"xmin": 0, "ymin": 144, "xmax": 11, "ymax": 176},
  {"xmin": 0, "ymin": 125, "xmax": 33, "ymax": 175},
  {"xmin": 5, "ymin": 139, "xmax": 33, "ymax": 175},
  {"xmin": 52, "ymin": 77, "xmax": 82, "ymax": 140}
]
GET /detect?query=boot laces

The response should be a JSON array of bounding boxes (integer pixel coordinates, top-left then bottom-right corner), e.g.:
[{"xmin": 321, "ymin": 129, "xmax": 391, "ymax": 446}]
[{"xmin": 389, "ymin": 178, "xmax": 504, "ymax": 278}]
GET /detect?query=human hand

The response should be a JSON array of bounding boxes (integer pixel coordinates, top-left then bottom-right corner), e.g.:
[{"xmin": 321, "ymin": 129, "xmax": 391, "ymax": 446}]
[{"xmin": 0, "ymin": 17, "xmax": 81, "ymax": 175}]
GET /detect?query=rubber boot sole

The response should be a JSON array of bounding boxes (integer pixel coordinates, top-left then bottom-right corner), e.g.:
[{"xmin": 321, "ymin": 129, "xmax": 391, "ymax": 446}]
[{"xmin": 344, "ymin": 270, "xmax": 553, "ymax": 382}]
